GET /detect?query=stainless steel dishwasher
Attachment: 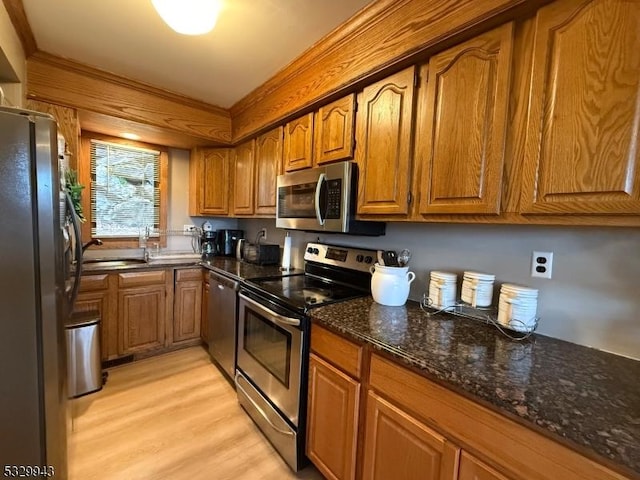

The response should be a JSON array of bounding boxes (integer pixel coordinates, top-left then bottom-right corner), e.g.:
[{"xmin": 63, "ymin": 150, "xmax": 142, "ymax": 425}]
[{"xmin": 208, "ymin": 270, "xmax": 239, "ymax": 379}]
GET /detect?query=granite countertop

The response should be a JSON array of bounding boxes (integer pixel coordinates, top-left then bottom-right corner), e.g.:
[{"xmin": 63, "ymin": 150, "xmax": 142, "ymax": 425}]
[
  {"xmin": 310, "ymin": 297, "xmax": 640, "ymax": 477},
  {"xmin": 201, "ymin": 257, "xmax": 300, "ymax": 281},
  {"xmin": 81, "ymin": 259, "xmax": 201, "ymax": 273}
]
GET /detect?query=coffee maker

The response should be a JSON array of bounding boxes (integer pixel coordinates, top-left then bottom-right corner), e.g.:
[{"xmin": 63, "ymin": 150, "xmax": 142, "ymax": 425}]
[
  {"xmin": 201, "ymin": 221, "xmax": 218, "ymax": 258},
  {"xmin": 216, "ymin": 229, "xmax": 244, "ymax": 257}
]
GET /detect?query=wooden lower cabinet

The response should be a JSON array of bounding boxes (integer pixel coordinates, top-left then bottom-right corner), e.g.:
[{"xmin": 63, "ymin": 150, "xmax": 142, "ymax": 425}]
[
  {"xmin": 307, "ymin": 353, "xmax": 360, "ymax": 480},
  {"xmin": 118, "ymin": 284, "xmax": 166, "ymax": 356},
  {"xmin": 458, "ymin": 452, "xmax": 511, "ymax": 480},
  {"xmin": 362, "ymin": 391, "xmax": 460, "ymax": 480},
  {"xmin": 173, "ymin": 269, "xmax": 202, "ymax": 344},
  {"xmin": 201, "ymin": 274, "xmax": 210, "ymax": 343},
  {"xmin": 75, "ymin": 274, "xmax": 113, "ymax": 361}
]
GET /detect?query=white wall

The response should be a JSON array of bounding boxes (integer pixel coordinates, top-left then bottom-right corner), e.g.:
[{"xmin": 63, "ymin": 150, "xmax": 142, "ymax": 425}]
[
  {"xmin": 239, "ymin": 218, "xmax": 640, "ymax": 360},
  {"xmin": 0, "ymin": 1, "xmax": 25, "ymax": 107}
]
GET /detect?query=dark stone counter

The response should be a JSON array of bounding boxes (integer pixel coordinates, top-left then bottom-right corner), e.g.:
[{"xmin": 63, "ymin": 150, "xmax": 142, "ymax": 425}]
[
  {"xmin": 200, "ymin": 257, "xmax": 300, "ymax": 281},
  {"xmin": 310, "ymin": 296, "xmax": 640, "ymax": 477}
]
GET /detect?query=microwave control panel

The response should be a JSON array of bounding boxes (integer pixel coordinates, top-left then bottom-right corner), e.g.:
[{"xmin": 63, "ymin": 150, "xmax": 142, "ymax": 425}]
[{"xmin": 325, "ymin": 179, "xmax": 342, "ymax": 219}]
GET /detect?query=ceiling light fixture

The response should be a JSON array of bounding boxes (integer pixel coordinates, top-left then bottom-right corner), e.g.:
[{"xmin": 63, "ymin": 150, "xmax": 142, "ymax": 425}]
[
  {"xmin": 121, "ymin": 132, "xmax": 141, "ymax": 140},
  {"xmin": 151, "ymin": 0, "xmax": 222, "ymax": 36}
]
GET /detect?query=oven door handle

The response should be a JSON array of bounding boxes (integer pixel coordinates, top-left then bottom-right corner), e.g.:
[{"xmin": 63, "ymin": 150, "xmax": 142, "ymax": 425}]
[
  {"xmin": 235, "ymin": 372, "xmax": 295, "ymax": 437},
  {"xmin": 239, "ymin": 293, "xmax": 301, "ymax": 327},
  {"xmin": 314, "ymin": 173, "xmax": 326, "ymax": 226}
]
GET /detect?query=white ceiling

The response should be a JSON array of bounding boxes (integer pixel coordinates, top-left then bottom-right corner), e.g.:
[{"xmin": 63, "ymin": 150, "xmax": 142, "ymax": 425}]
[{"xmin": 22, "ymin": 0, "xmax": 373, "ymax": 109}]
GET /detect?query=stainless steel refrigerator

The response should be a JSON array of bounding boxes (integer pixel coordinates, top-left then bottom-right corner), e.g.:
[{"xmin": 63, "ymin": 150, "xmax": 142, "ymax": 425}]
[{"xmin": 0, "ymin": 106, "xmax": 82, "ymax": 476}]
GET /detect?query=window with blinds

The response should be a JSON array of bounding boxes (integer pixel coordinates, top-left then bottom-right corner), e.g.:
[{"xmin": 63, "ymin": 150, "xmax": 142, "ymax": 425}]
[{"xmin": 90, "ymin": 140, "xmax": 161, "ymax": 237}]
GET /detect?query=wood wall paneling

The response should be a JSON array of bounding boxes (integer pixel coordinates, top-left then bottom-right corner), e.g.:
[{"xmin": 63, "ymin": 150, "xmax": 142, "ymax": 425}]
[
  {"xmin": 230, "ymin": 0, "xmax": 551, "ymax": 142},
  {"xmin": 26, "ymin": 52, "xmax": 232, "ymax": 145},
  {"xmin": 413, "ymin": 23, "xmax": 514, "ymax": 216},
  {"xmin": 520, "ymin": 0, "xmax": 640, "ymax": 215}
]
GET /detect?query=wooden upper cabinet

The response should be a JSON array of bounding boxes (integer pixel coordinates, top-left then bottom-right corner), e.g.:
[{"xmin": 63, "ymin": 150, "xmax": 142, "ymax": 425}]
[
  {"xmin": 362, "ymin": 391, "xmax": 459, "ymax": 480},
  {"xmin": 414, "ymin": 23, "xmax": 514, "ymax": 216},
  {"xmin": 356, "ymin": 67, "xmax": 416, "ymax": 215},
  {"xmin": 314, "ymin": 94, "xmax": 356, "ymax": 165},
  {"xmin": 233, "ymin": 140, "xmax": 255, "ymax": 215},
  {"xmin": 284, "ymin": 113, "xmax": 314, "ymax": 171},
  {"xmin": 254, "ymin": 127, "xmax": 283, "ymax": 215},
  {"xmin": 189, "ymin": 148, "xmax": 231, "ymax": 216},
  {"xmin": 520, "ymin": 0, "xmax": 640, "ymax": 215}
]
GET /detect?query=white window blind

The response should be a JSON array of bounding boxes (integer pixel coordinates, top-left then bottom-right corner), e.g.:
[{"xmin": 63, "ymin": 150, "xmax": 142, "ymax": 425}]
[{"xmin": 90, "ymin": 140, "xmax": 160, "ymax": 237}]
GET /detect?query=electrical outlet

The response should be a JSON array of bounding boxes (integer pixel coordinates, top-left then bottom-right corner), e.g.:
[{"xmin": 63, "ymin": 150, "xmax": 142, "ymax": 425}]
[
  {"xmin": 531, "ymin": 251, "xmax": 553, "ymax": 279},
  {"xmin": 259, "ymin": 228, "xmax": 267, "ymax": 241},
  {"xmin": 183, "ymin": 224, "xmax": 196, "ymax": 235}
]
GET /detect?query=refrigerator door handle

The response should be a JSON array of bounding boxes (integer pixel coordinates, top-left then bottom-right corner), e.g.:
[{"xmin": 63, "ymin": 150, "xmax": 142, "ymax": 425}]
[{"xmin": 65, "ymin": 192, "xmax": 83, "ymax": 310}]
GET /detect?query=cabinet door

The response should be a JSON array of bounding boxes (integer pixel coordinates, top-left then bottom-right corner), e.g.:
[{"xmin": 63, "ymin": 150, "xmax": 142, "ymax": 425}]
[
  {"xmin": 362, "ymin": 391, "xmax": 459, "ymax": 480},
  {"xmin": 75, "ymin": 290, "xmax": 111, "ymax": 362},
  {"xmin": 459, "ymin": 452, "xmax": 511, "ymax": 480},
  {"xmin": 173, "ymin": 280, "xmax": 202, "ymax": 343},
  {"xmin": 284, "ymin": 113, "xmax": 314, "ymax": 171},
  {"xmin": 307, "ymin": 354, "xmax": 360, "ymax": 480},
  {"xmin": 415, "ymin": 24, "xmax": 513, "ymax": 215},
  {"xmin": 314, "ymin": 94, "xmax": 355, "ymax": 165},
  {"xmin": 201, "ymin": 280, "xmax": 209, "ymax": 343},
  {"xmin": 520, "ymin": 0, "xmax": 640, "ymax": 214},
  {"xmin": 118, "ymin": 285, "xmax": 166, "ymax": 356},
  {"xmin": 233, "ymin": 140, "xmax": 255, "ymax": 215},
  {"xmin": 356, "ymin": 67, "xmax": 416, "ymax": 215},
  {"xmin": 190, "ymin": 148, "xmax": 231, "ymax": 216},
  {"xmin": 254, "ymin": 126, "xmax": 283, "ymax": 215}
]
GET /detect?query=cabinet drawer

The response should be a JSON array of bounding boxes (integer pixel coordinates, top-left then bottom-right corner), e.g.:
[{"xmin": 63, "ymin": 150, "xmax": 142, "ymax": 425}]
[
  {"xmin": 118, "ymin": 270, "xmax": 166, "ymax": 288},
  {"xmin": 369, "ymin": 354, "xmax": 624, "ymax": 480},
  {"xmin": 311, "ymin": 324, "xmax": 363, "ymax": 379},
  {"xmin": 176, "ymin": 268, "xmax": 203, "ymax": 282},
  {"xmin": 79, "ymin": 274, "xmax": 109, "ymax": 291}
]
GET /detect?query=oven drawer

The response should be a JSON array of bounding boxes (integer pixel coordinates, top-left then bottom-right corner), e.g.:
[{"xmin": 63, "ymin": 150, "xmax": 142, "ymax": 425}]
[{"xmin": 235, "ymin": 370, "xmax": 301, "ymax": 471}]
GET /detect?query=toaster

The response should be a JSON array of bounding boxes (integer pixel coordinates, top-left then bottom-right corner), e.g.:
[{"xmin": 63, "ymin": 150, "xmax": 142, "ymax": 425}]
[{"xmin": 242, "ymin": 242, "xmax": 280, "ymax": 265}]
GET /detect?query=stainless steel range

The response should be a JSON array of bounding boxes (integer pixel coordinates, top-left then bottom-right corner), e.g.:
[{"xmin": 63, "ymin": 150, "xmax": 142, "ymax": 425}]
[{"xmin": 235, "ymin": 242, "xmax": 379, "ymax": 471}]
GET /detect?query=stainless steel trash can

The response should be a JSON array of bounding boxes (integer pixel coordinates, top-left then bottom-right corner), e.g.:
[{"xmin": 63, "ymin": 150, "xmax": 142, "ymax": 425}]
[{"xmin": 66, "ymin": 311, "xmax": 102, "ymax": 398}]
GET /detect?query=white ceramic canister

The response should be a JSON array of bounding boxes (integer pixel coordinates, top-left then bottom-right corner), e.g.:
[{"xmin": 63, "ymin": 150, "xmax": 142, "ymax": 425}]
[
  {"xmin": 461, "ymin": 271, "xmax": 496, "ymax": 307},
  {"xmin": 428, "ymin": 271, "xmax": 457, "ymax": 308},
  {"xmin": 497, "ymin": 283, "xmax": 539, "ymax": 332},
  {"xmin": 370, "ymin": 263, "xmax": 416, "ymax": 307}
]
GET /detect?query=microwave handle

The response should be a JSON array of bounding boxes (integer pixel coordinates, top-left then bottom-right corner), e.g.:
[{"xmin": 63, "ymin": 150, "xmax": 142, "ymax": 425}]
[{"xmin": 314, "ymin": 173, "xmax": 326, "ymax": 226}]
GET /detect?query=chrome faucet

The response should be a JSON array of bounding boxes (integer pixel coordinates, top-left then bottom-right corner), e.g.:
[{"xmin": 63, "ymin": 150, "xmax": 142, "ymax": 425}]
[{"xmin": 82, "ymin": 238, "xmax": 103, "ymax": 253}]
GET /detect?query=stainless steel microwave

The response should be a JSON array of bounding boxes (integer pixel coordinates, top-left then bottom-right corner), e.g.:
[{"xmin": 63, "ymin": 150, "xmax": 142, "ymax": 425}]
[{"xmin": 276, "ymin": 161, "xmax": 385, "ymax": 235}]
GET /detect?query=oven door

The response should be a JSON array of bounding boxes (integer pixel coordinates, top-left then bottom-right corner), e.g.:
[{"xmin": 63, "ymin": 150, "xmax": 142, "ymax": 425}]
[{"xmin": 236, "ymin": 292, "xmax": 304, "ymax": 427}]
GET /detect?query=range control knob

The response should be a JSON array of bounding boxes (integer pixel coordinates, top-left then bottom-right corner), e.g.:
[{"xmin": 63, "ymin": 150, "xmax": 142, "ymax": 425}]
[
  {"xmin": 313, "ymin": 248, "xmax": 320, "ymax": 255},
  {"xmin": 364, "ymin": 255, "xmax": 373, "ymax": 264},
  {"xmin": 356, "ymin": 254, "xmax": 364, "ymax": 262},
  {"xmin": 307, "ymin": 247, "xmax": 314, "ymax": 254}
]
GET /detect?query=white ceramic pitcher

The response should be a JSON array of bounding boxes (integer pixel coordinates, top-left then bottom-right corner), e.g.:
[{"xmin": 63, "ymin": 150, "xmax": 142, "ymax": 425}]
[{"xmin": 370, "ymin": 263, "xmax": 416, "ymax": 306}]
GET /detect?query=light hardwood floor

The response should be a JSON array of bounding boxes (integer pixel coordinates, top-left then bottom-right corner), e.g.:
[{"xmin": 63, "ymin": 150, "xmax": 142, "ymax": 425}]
[{"xmin": 68, "ymin": 346, "xmax": 324, "ymax": 480}]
